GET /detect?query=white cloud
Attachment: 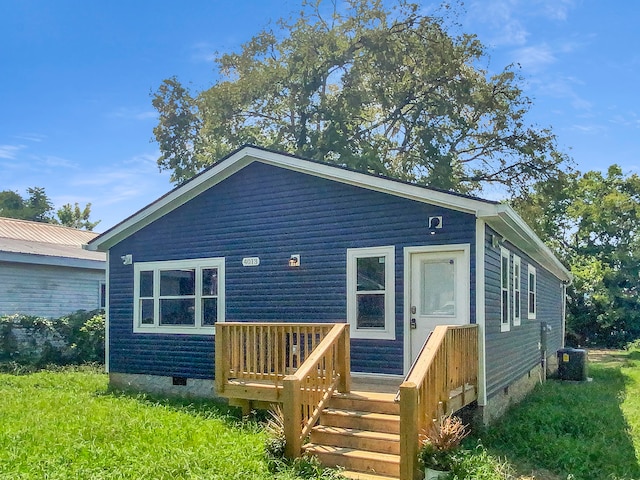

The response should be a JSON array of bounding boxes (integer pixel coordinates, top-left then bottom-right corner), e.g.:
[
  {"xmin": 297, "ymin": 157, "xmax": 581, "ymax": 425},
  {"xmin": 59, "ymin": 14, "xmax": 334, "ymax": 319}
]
[
  {"xmin": 108, "ymin": 107, "xmax": 157, "ymax": 121},
  {"xmin": 570, "ymin": 124, "xmax": 607, "ymax": 135},
  {"xmin": 466, "ymin": 0, "xmax": 578, "ymax": 48},
  {"xmin": 41, "ymin": 155, "xmax": 78, "ymax": 169},
  {"xmin": 512, "ymin": 43, "xmax": 556, "ymax": 71},
  {"xmin": 14, "ymin": 133, "xmax": 46, "ymax": 143},
  {"xmin": 609, "ymin": 113, "xmax": 640, "ymax": 129},
  {"xmin": 190, "ymin": 42, "xmax": 218, "ymax": 63},
  {"xmin": 534, "ymin": 0, "xmax": 576, "ymax": 21},
  {"xmin": 535, "ymin": 76, "xmax": 592, "ymax": 112},
  {"xmin": 64, "ymin": 150, "xmax": 172, "ymax": 229},
  {"xmin": 0, "ymin": 144, "xmax": 25, "ymax": 159}
]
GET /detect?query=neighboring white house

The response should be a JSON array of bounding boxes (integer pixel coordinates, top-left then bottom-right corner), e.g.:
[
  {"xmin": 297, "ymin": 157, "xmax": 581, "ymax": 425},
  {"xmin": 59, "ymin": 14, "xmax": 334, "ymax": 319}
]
[{"xmin": 0, "ymin": 217, "xmax": 106, "ymax": 318}]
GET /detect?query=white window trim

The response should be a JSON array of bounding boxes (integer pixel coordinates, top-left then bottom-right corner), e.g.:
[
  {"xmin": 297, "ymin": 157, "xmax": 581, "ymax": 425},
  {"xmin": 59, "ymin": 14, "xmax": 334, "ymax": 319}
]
[
  {"xmin": 133, "ymin": 257, "xmax": 225, "ymax": 335},
  {"xmin": 347, "ymin": 246, "xmax": 395, "ymax": 340},
  {"xmin": 500, "ymin": 247, "xmax": 510, "ymax": 332},
  {"xmin": 513, "ymin": 255, "xmax": 521, "ymax": 327},
  {"xmin": 528, "ymin": 264, "xmax": 537, "ymax": 320}
]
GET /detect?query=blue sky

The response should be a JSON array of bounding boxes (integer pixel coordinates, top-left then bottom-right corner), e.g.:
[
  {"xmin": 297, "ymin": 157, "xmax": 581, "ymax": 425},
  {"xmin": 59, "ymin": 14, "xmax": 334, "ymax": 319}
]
[{"xmin": 1, "ymin": 0, "xmax": 638, "ymax": 231}]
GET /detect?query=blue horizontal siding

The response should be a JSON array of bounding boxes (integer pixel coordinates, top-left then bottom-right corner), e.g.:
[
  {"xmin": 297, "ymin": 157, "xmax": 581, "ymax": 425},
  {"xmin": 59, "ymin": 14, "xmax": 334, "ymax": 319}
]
[
  {"xmin": 108, "ymin": 161, "xmax": 476, "ymax": 378},
  {"xmin": 484, "ymin": 226, "xmax": 564, "ymax": 399}
]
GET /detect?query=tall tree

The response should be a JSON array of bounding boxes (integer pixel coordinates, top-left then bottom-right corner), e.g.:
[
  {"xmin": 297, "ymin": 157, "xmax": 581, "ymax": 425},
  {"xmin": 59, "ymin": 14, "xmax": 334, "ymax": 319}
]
[
  {"xmin": 25, "ymin": 187, "xmax": 55, "ymax": 223},
  {"xmin": 152, "ymin": 0, "xmax": 569, "ymax": 193},
  {"xmin": 513, "ymin": 166, "xmax": 640, "ymax": 347},
  {"xmin": 57, "ymin": 203, "xmax": 101, "ymax": 231},
  {"xmin": 0, "ymin": 190, "xmax": 27, "ymax": 219}
]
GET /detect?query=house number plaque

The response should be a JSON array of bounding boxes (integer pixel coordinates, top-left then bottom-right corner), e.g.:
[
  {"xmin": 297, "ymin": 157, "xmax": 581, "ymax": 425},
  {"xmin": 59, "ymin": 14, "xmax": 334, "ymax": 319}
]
[{"xmin": 242, "ymin": 257, "xmax": 260, "ymax": 266}]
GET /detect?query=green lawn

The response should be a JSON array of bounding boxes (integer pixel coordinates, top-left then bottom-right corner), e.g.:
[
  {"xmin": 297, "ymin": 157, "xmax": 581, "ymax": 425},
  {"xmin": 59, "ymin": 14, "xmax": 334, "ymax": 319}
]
[
  {"xmin": 0, "ymin": 367, "xmax": 304, "ymax": 479},
  {"xmin": 480, "ymin": 347, "xmax": 640, "ymax": 480},
  {"xmin": 1, "ymin": 348, "xmax": 639, "ymax": 480}
]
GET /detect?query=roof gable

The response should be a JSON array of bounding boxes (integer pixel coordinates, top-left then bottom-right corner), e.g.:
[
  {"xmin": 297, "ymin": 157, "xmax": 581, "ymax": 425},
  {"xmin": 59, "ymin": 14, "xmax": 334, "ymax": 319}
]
[{"xmin": 86, "ymin": 146, "xmax": 570, "ymax": 281}]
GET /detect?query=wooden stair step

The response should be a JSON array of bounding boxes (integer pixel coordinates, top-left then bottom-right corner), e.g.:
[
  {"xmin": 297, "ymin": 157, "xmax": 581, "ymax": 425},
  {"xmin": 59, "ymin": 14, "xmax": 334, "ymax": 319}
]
[
  {"xmin": 303, "ymin": 444, "xmax": 400, "ymax": 477},
  {"xmin": 310, "ymin": 424, "xmax": 400, "ymax": 455},
  {"xmin": 320, "ymin": 409, "xmax": 400, "ymax": 434},
  {"xmin": 339, "ymin": 470, "xmax": 399, "ymax": 480},
  {"xmin": 330, "ymin": 392, "xmax": 400, "ymax": 415}
]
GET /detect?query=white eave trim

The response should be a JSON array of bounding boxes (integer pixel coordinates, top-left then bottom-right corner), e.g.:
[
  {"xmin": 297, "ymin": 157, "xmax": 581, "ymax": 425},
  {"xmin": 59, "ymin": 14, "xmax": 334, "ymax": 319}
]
[{"xmin": 479, "ymin": 204, "xmax": 571, "ymax": 282}]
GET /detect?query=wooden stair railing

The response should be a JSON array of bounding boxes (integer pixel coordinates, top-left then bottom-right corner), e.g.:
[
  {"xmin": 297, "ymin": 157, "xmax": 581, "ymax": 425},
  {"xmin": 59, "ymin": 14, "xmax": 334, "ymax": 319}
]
[
  {"xmin": 399, "ymin": 324, "xmax": 479, "ymax": 480},
  {"xmin": 214, "ymin": 322, "xmax": 351, "ymax": 458},
  {"xmin": 282, "ymin": 323, "xmax": 351, "ymax": 457}
]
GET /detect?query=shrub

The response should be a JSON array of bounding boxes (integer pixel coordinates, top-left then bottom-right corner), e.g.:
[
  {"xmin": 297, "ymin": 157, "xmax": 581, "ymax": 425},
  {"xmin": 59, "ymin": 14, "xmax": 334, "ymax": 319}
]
[
  {"xmin": 264, "ymin": 405, "xmax": 286, "ymax": 465},
  {"xmin": 0, "ymin": 309, "xmax": 105, "ymax": 367},
  {"xmin": 419, "ymin": 415, "xmax": 470, "ymax": 471}
]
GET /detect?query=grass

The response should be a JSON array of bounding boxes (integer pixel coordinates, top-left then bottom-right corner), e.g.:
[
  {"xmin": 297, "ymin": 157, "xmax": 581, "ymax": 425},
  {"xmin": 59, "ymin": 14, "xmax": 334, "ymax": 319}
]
[
  {"xmin": 1, "ymin": 348, "xmax": 639, "ymax": 479},
  {"xmin": 0, "ymin": 366, "xmax": 320, "ymax": 479},
  {"xmin": 479, "ymin": 347, "xmax": 640, "ymax": 480}
]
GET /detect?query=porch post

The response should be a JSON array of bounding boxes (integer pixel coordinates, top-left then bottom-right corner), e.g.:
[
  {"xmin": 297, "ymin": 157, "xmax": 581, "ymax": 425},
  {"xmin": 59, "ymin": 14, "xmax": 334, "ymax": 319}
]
[
  {"xmin": 283, "ymin": 374, "xmax": 302, "ymax": 458},
  {"xmin": 214, "ymin": 324, "xmax": 228, "ymax": 395},
  {"xmin": 399, "ymin": 381, "xmax": 420, "ymax": 480},
  {"xmin": 336, "ymin": 325, "xmax": 351, "ymax": 393}
]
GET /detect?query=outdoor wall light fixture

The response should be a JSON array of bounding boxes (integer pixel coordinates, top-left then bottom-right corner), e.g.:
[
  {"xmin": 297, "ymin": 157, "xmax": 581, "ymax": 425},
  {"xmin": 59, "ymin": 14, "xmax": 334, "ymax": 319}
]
[
  {"xmin": 491, "ymin": 234, "xmax": 505, "ymax": 249},
  {"xmin": 428, "ymin": 216, "xmax": 443, "ymax": 235},
  {"xmin": 289, "ymin": 254, "xmax": 300, "ymax": 267},
  {"xmin": 121, "ymin": 254, "xmax": 133, "ymax": 265}
]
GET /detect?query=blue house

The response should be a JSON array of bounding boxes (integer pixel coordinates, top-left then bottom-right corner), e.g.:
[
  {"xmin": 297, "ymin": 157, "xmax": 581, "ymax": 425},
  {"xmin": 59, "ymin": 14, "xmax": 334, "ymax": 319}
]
[{"xmin": 87, "ymin": 146, "xmax": 570, "ymax": 479}]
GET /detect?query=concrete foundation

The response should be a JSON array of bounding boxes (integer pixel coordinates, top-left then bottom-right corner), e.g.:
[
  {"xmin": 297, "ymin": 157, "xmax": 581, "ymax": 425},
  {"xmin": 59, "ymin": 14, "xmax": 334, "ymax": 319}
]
[
  {"xmin": 109, "ymin": 372, "xmax": 218, "ymax": 400},
  {"xmin": 478, "ymin": 353, "xmax": 556, "ymax": 424}
]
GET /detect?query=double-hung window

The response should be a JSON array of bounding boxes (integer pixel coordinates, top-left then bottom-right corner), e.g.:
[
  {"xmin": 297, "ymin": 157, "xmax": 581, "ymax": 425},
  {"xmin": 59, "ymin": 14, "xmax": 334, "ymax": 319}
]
[
  {"xmin": 347, "ymin": 246, "xmax": 395, "ymax": 340},
  {"xmin": 528, "ymin": 264, "xmax": 537, "ymax": 319},
  {"xmin": 500, "ymin": 247, "xmax": 510, "ymax": 332},
  {"xmin": 134, "ymin": 257, "xmax": 225, "ymax": 334},
  {"xmin": 513, "ymin": 255, "xmax": 521, "ymax": 326}
]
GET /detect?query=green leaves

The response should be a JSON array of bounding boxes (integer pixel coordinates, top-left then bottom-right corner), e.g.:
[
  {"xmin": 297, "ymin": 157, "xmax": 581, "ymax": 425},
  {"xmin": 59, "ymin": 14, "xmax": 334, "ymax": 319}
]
[
  {"xmin": 57, "ymin": 203, "xmax": 100, "ymax": 231},
  {"xmin": 0, "ymin": 187, "xmax": 99, "ymax": 230},
  {"xmin": 513, "ymin": 166, "xmax": 640, "ymax": 347},
  {"xmin": 152, "ymin": 0, "xmax": 568, "ymax": 193}
]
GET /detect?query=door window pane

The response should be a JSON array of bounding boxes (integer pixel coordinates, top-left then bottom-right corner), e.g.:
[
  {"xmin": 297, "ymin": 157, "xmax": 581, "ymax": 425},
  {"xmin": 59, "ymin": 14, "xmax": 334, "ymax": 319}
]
[
  {"xmin": 420, "ymin": 259, "xmax": 455, "ymax": 316},
  {"xmin": 356, "ymin": 294, "xmax": 385, "ymax": 329},
  {"xmin": 160, "ymin": 298, "xmax": 195, "ymax": 325},
  {"xmin": 160, "ymin": 269, "xmax": 195, "ymax": 296}
]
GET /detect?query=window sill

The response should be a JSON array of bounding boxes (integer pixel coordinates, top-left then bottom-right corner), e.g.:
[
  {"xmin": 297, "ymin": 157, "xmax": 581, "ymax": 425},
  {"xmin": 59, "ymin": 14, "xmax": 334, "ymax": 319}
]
[{"xmin": 133, "ymin": 326, "xmax": 217, "ymax": 335}]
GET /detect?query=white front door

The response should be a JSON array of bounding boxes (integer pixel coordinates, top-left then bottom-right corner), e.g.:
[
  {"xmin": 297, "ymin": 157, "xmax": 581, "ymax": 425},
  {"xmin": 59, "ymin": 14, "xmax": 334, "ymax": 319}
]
[{"xmin": 408, "ymin": 247, "xmax": 470, "ymax": 365}]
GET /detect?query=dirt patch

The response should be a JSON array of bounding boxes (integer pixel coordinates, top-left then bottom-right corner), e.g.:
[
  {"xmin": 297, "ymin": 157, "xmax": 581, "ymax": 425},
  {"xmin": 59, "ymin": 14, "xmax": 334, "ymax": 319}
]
[
  {"xmin": 517, "ymin": 469, "xmax": 563, "ymax": 480},
  {"xmin": 587, "ymin": 348, "xmax": 627, "ymax": 364}
]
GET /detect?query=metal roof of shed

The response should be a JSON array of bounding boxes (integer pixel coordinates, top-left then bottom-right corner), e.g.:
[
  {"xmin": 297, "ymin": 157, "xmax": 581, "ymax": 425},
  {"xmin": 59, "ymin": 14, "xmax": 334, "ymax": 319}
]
[{"xmin": 0, "ymin": 217, "xmax": 105, "ymax": 267}]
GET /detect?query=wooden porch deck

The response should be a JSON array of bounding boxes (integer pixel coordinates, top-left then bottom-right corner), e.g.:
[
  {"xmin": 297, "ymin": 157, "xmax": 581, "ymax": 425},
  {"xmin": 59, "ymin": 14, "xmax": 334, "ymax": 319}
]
[{"xmin": 215, "ymin": 322, "xmax": 479, "ymax": 480}]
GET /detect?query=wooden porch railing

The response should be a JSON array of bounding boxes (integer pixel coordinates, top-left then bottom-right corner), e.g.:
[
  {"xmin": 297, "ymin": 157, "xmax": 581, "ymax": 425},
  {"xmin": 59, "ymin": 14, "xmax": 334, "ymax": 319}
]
[
  {"xmin": 399, "ymin": 324, "xmax": 479, "ymax": 480},
  {"xmin": 214, "ymin": 322, "xmax": 351, "ymax": 457},
  {"xmin": 215, "ymin": 322, "xmax": 339, "ymax": 400}
]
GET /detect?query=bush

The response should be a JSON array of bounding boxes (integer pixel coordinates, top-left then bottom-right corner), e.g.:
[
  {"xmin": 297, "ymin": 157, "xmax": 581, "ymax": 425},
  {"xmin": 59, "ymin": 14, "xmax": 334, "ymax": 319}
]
[{"xmin": 0, "ymin": 310, "xmax": 105, "ymax": 367}]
